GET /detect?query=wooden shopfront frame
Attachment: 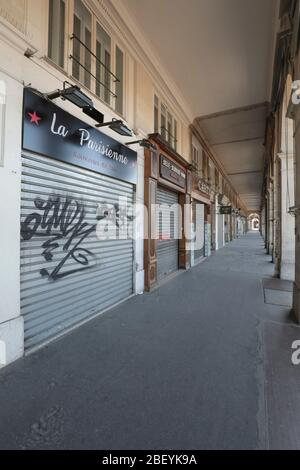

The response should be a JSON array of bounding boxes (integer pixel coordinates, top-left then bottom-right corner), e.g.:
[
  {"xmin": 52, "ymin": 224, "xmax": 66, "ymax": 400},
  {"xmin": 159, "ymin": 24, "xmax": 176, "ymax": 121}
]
[
  {"xmin": 191, "ymin": 173, "xmax": 211, "ymax": 225},
  {"xmin": 144, "ymin": 134, "xmax": 192, "ymax": 291}
]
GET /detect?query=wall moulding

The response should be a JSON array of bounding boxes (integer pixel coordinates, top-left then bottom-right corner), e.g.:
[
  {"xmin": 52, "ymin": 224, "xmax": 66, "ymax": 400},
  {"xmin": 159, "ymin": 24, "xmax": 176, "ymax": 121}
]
[
  {"xmin": 0, "ymin": 14, "xmax": 36, "ymax": 56},
  {"xmin": 98, "ymin": 0, "xmax": 193, "ymax": 125},
  {"xmin": 190, "ymin": 122, "xmax": 247, "ymax": 214}
]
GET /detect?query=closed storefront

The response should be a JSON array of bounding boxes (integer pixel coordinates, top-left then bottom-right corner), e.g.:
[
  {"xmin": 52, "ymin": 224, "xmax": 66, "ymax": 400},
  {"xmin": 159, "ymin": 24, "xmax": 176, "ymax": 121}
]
[
  {"xmin": 156, "ymin": 187, "xmax": 179, "ymax": 280},
  {"xmin": 192, "ymin": 200, "xmax": 205, "ymax": 263},
  {"xmin": 217, "ymin": 212, "xmax": 225, "ymax": 249},
  {"xmin": 144, "ymin": 134, "xmax": 190, "ymax": 290},
  {"xmin": 210, "ymin": 202, "xmax": 216, "ymax": 251},
  {"xmin": 20, "ymin": 88, "xmax": 137, "ymax": 351},
  {"xmin": 225, "ymin": 213, "xmax": 230, "ymax": 243},
  {"xmin": 191, "ymin": 174, "xmax": 211, "ymax": 265}
]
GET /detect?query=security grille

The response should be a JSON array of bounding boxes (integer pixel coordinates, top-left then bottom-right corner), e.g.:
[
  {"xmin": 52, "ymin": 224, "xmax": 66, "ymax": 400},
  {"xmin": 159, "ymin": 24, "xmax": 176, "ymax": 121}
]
[
  {"xmin": 156, "ymin": 187, "xmax": 179, "ymax": 281},
  {"xmin": 192, "ymin": 201, "xmax": 205, "ymax": 261},
  {"xmin": 20, "ymin": 153, "xmax": 134, "ymax": 351}
]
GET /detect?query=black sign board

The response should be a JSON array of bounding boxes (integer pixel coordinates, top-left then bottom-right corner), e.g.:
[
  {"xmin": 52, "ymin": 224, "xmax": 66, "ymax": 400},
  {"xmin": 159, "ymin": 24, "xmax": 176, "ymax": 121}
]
[
  {"xmin": 160, "ymin": 154, "xmax": 186, "ymax": 188},
  {"xmin": 22, "ymin": 88, "xmax": 137, "ymax": 184},
  {"xmin": 219, "ymin": 206, "xmax": 232, "ymax": 215},
  {"xmin": 198, "ymin": 179, "xmax": 211, "ymax": 195}
]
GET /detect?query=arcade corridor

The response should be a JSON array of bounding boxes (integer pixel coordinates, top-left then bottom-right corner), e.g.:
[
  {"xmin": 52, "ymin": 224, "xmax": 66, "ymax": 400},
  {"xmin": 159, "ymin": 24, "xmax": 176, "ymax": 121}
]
[{"xmin": 0, "ymin": 232, "xmax": 299, "ymax": 450}]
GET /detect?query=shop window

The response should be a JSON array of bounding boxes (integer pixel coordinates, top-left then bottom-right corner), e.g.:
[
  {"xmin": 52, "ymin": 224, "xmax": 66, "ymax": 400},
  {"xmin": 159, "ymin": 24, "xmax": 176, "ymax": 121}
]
[
  {"xmin": 48, "ymin": 0, "xmax": 125, "ymax": 115},
  {"xmin": 115, "ymin": 46, "xmax": 124, "ymax": 115},
  {"xmin": 173, "ymin": 119, "xmax": 177, "ymax": 151},
  {"xmin": 0, "ymin": 80, "xmax": 5, "ymax": 167},
  {"xmin": 203, "ymin": 151, "xmax": 209, "ymax": 181},
  {"xmin": 192, "ymin": 144, "xmax": 203, "ymax": 177},
  {"xmin": 215, "ymin": 169, "xmax": 219, "ymax": 191},
  {"xmin": 48, "ymin": 0, "xmax": 65, "ymax": 68},
  {"xmin": 154, "ymin": 95, "xmax": 159, "ymax": 133},
  {"xmin": 167, "ymin": 112, "xmax": 172, "ymax": 146},
  {"xmin": 192, "ymin": 145, "xmax": 198, "ymax": 170},
  {"xmin": 72, "ymin": 0, "xmax": 92, "ymax": 89},
  {"xmin": 154, "ymin": 95, "xmax": 178, "ymax": 150},
  {"xmin": 95, "ymin": 22, "xmax": 111, "ymax": 105},
  {"xmin": 209, "ymin": 161, "xmax": 215, "ymax": 187},
  {"xmin": 161, "ymin": 103, "xmax": 167, "ymax": 141}
]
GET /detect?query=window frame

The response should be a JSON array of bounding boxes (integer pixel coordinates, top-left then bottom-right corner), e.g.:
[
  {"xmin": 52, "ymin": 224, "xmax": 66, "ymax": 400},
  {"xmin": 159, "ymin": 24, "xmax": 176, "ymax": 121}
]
[
  {"xmin": 47, "ymin": 0, "xmax": 68, "ymax": 71},
  {"xmin": 191, "ymin": 143, "xmax": 203, "ymax": 177},
  {"xmin": 153, "ymin": 93, "xmax": 179, "ymax": 151},
  {"xmin": 47, "ymin": 0, "xmax": 126, "ymax": 117}
]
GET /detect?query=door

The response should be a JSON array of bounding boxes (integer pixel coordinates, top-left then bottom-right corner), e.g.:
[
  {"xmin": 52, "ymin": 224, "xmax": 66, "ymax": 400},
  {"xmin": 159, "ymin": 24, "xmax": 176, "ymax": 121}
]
[
  {"xmin": 156, "ymin": 187, "xmax": 179, "ymax": 281},
  {"xmin": 217, "ymin": 213, "xmax": 224, "ymax": 249},
  {"xmin": 20, "ymin": 153, "xmax": 134, "ymax": 351},
  {"xmin": 192, "ymin": 201, "xmax": 205, "ymax": 262}
]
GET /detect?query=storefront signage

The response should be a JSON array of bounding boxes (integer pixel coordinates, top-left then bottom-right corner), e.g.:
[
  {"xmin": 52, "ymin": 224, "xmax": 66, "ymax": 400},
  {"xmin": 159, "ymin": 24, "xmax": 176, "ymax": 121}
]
[
  {"xmin": 160, "ymin": 154, "xmax": 186, "ymax": 188},
  {"xmin": 198, "ymin": 179, "xmax": 211, "ymax": 195},
  {"xmin": 22, "ymin": 88, "xmax": 137, "ymax": 184},
  {"xmin": 204, "ymin": 222, "xmax": 211, "ymax": 257},
  {"xmin": 219, "ymin": 206, "xmax": 232, "ymax": 215}
]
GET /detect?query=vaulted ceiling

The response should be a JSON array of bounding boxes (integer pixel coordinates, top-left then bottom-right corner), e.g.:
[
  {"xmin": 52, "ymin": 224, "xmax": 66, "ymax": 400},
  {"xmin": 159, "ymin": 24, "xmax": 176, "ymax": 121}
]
[{"xmin": 119, "ymin": 0, "xmax": 279, "ymax": 211}]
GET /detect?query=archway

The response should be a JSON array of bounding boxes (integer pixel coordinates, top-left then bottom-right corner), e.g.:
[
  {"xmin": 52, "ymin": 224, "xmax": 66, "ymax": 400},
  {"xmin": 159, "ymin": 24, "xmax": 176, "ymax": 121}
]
[{"xmin": 248, "ymin": 213, "xmax": 260, "ymax": 231}]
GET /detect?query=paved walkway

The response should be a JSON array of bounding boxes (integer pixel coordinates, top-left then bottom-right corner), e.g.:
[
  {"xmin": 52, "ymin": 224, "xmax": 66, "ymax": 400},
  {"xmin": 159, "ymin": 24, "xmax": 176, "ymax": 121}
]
[{"xmin": 0, "ymin": 232, "xmax": 300, "ymax": 449}]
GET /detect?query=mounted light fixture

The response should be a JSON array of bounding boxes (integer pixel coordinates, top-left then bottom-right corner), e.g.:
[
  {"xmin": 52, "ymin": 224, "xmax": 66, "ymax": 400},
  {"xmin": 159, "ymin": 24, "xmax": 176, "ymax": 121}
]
[
  {"xmin": 82, "ymin": 106, "xmax": 104, "ymax": 124},
  {"xmin": 95, "ymin": 118, "xmax": 133, "ymax": 137},
  {"xmin": 47, "ymin": 81, "xmax": 93, "ymax": 108},
  {"xmin": 288, "ymin": 206, "xmax": 298, "ymax": 216},
  {"xmin": 125, "ymin": 139, "xmax": 157, "ymax": 151},
  {"xmin": 47, "ymin": 81, "xmax": 104, "ymax": 125}
]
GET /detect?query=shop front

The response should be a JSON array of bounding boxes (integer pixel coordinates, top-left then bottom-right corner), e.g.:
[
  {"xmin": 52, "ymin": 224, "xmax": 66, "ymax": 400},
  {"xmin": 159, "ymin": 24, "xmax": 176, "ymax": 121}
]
[
  {"xmin": 20, "ymin": 88, "xmax": 137, "ymax": 351},
  {"xmin": 190, "ymin": 175, "xmax": 211, "ymax": 266},
  {"xmin": 219, "ymin": 203, "xmax": 232, "ymax": 244},
  {"xmin": 144, "ymin": 134, "xmax": 191, "ymax": 290}
]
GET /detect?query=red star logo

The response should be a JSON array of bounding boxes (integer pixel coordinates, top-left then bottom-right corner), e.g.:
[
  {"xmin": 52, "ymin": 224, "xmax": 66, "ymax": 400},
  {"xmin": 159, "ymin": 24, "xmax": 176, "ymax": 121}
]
[{"xmin": 28, "ymin": 111, "xmax": 42, "ymax": 125}]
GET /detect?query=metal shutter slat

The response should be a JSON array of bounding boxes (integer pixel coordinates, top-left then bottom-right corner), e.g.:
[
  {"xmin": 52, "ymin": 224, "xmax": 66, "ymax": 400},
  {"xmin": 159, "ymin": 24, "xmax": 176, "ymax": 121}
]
[
  {"xmin": 156, "ymin": 187, "xmax": 179, "ymax": 281},
  {"xmin": 192, "ymin": 202, "xmax": 205, "ymax": 261},
  {"xmin": 20, "ymin": 154, "xmax": 134, "ymax": 351}
]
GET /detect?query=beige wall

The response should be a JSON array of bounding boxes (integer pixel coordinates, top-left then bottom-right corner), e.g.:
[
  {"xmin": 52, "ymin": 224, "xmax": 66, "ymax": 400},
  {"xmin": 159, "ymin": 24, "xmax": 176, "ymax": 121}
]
[{"xmin": 134, "ymin": 63, "xmax": 154, "ymax": 135}]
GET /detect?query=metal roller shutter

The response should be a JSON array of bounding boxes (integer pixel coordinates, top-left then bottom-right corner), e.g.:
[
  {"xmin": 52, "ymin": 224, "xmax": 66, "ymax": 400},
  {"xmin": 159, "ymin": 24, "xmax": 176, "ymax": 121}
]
[
  {"xmin": 156, "ymin": 187, "xmax": 179, "ymax": 281},
  {"xmin": 192, "ymin": 201, "xmax": 205, "ymax": 261},
  {"xmin": 20, "ymin": 153, "xmax": 134, "ymax": 351}
]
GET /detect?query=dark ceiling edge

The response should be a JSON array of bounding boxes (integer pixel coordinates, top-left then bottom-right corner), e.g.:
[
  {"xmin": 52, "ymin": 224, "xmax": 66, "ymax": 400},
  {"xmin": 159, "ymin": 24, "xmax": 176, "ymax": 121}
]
[
  {"xmin": 190, "ymin": 123, "xmax": 249, "ymax": 214},
  {"xmin": 196, "ymin": 101, "xmax": 270, "ymax": 122},
  {"xmin": 211, "ymin": 136, "xmax": 265, "ymax": 146}
]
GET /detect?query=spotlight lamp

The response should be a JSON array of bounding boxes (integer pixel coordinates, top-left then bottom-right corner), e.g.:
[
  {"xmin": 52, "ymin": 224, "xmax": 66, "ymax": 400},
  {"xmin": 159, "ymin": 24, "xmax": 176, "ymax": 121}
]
[
  {"xmin": 288, "ymin": 206, "xmax": 299, "ymax": 216},
  {"xmin": 95, "ymin": 118, "xmax": 133, "ymax": 137},
  {"xmin": 47, "ymin": 81, "xmax": 104, "ymax": 125},
  {"xmin": 126, "ymin": 139, "xmax": 157, "ymax": 151},
  {"xmin": 47, "ymin": 81, "xmax": 93, "ymax": 108}
]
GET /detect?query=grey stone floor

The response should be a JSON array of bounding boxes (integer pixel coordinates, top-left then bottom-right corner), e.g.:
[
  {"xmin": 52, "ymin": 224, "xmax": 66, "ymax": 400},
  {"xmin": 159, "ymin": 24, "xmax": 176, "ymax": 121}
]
[{"xmin": 0, "ymin": 231, "xmax": 300, "ymax": 449}]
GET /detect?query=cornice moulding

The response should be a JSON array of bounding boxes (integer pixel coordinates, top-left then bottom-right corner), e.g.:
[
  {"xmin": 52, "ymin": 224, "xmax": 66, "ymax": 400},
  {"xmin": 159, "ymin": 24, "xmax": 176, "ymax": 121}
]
[
  {"xmin": 98, "ymin": 0, "xmax": 193, "ymax": 125},
  {"xmin": 0, "ymin": 16, "xmax": 37, "ymax": 56},
  {"xmin": 190, "ymin": 122, "xmax": 247, "ymax": 213}
]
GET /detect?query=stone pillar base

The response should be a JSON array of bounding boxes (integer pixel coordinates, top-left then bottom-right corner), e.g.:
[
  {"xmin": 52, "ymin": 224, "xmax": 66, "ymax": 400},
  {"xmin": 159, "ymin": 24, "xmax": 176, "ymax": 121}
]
[
  {"xmin": 0, "ymin": 316, "xmax": 24, "ymax": 367},
  {"xmin": 135, "ymin": 269, "xmax": 145, "ymax": 295},
  {"xmin": 293, "ymin": 282, "xmax": 300, "ymax": 324},
  {"xmin": 280, "ymin": 261, "xmax": 295, "ymax": 282}
]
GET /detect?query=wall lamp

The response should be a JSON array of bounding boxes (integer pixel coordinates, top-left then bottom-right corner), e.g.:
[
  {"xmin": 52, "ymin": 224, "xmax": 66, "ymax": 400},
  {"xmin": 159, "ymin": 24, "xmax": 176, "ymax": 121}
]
[
  {"xmin": 288, "ymin": 206, "xmax": 299, "ymax": 216},
  {"xmin": 126, "ymin": 139, "xmax": 157, "ymax": 151},
  {"xmin": 95, "ymin": 118, "xmax": 133, "ymax": 137},
  {"xmin": 47, "ymin": 81, "xmax": 104, "ymax": 125}
]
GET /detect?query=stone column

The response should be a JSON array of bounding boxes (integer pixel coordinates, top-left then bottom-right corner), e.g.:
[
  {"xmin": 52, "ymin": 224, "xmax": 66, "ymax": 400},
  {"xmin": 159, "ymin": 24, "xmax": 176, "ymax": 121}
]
[
  {"xmin": 274, "ymin": 157, "xmax": 281, "ymax": 276},
  {"xmin": 267, "ymin": 183, "xmax": 274, "ymax": 257},
  {"xmin": 293, "ymin": 105, "xmax": 300, "ymax": 321},
  {"xmin": 278, "ymin": 152, "xmax": 295, "ymax": 280},
  {"xmin": 0, "ymin": 73, "xmax": 24, "ymax": 366},
  {"xmin": 214, "ymin": 194, "xmax": 219, "ymax": 249}
]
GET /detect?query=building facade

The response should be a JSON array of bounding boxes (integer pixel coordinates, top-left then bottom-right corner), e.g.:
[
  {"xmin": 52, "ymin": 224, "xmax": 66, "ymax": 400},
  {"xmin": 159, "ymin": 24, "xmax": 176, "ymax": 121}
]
[
  {"xmin": 0, "ymin": 0, "xmax": 246, "ymax": 367},
  {"xmin": 261, "ymin": 0, "xmax": 299, "ymax": 319}
]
